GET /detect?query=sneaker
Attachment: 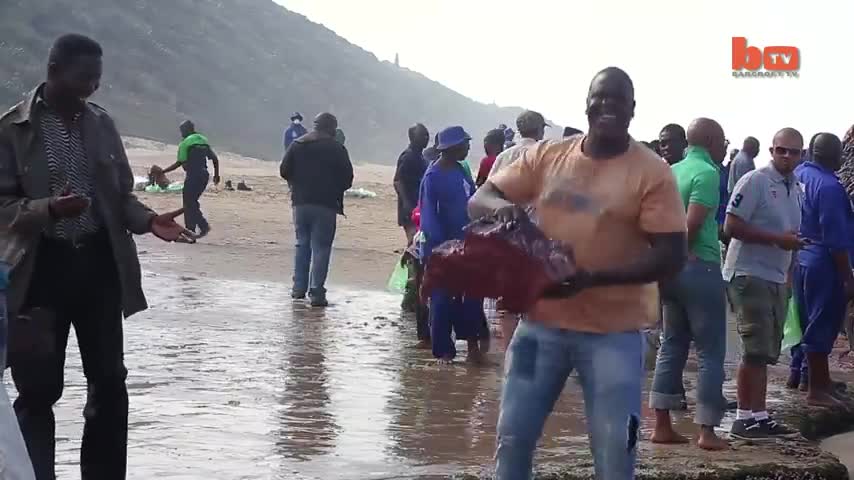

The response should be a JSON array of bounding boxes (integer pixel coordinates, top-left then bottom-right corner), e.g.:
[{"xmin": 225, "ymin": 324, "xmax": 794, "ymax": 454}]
[
  {"xmin": 291, "ymin": 291, "xmax": 306, "ymax": 300},
  {"xmin": 759, "ymin": 418, "xmax": 799, "ymax": 438},
  {"xmin": 730, "ymin": 419, "xmax": 772, "ymax": 441},
  {"xmin": 310, "ymin": 294, "xmax": 329, "ymax": 308}
]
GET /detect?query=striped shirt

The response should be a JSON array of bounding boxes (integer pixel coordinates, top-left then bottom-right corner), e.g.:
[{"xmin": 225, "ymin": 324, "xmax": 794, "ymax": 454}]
[{"xmin": 38, "ymin": 106, "xmax": 101, "ymax": 240}]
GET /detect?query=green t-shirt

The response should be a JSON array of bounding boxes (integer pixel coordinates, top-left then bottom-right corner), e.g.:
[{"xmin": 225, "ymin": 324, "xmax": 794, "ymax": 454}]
[
  {"xmin": 177, "ymin": 133, "xmax": 210, "ymax": 164},
  {"xmin": 459, "ymin": 160, "xmax": 473, "ymax": 181},
  {"xmin": 671, "ymin": 146, "xmax": 721, "ymax": 263}
]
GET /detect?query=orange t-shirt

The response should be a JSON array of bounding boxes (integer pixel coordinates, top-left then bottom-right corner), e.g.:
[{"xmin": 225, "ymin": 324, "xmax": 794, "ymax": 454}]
[{"xmin": 490, "ymin": 136, "xmax": 686, "ymax": 333}]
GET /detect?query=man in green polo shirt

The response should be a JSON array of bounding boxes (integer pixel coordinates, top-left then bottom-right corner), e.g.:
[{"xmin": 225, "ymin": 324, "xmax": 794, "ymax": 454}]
[{"xmin": 650, "ymin": 118, "xmax": 730, "ymax": 450}]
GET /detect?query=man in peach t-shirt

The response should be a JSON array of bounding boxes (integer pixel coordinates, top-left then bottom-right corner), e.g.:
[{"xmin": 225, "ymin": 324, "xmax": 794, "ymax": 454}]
[{"xmin": 469, "ymin": 67, "xmax": 688, "ymax": 480}]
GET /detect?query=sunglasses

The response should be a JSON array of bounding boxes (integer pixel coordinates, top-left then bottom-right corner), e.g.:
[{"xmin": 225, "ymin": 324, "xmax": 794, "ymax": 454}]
[{"xmin": 773, "ymin": 146, "xmax": 801, "ymax": 156}]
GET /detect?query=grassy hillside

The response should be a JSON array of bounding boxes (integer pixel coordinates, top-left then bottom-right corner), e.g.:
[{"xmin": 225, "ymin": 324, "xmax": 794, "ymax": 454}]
[{"xmin": 0, "ymin": 0, "xmax": 529, "ymax": 163}]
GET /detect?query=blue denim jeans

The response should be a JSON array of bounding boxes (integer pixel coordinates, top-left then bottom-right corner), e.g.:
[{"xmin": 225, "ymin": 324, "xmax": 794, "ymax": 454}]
[
  {"xmin": 0, "ymin": 285, "xmax": 37, "ymax": 480},
  {"xmin": 496, "ymin": 321, "xmax": 644, "ymax": 480},
  {"xmin": 651, "ymin": 259, "xmax": 727, "ymax": 426},
  {"xmin": 292, "ymin": 205, "xmax": 338, "ymax": 296}
]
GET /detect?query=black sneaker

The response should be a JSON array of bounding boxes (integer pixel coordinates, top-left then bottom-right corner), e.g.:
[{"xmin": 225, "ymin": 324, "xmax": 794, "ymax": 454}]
[
  {"xmin": 310, "ymin": 294, "xmax": 329, "ymax": 308},
  {"xmin": 291, "ymin": 291, "xmax": 306, "ymax": 300},
  {"xmin": 730, "ymin": 419, "xmax": 772, "ymax": 441},
  {"xmin": 759, "ymin": 418, "xmax": 799, "ymax": 438}
]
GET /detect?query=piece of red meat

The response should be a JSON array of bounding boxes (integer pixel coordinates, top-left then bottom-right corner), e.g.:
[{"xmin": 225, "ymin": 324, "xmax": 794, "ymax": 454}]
[{"xmin": 421, "ymin": 215, "xmax": 575, "ymax": 313}]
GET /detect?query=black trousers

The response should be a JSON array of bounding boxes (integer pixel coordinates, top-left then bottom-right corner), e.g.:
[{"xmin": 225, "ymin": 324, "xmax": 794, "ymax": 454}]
[
  {"xmin": 412, "ymin": 260, "xmax": 430, "ymax": 341},
  {"xmin": 10, "ymin": 233, "xmax": 128, "ymax": 480},
  {"xmin": 183, "ymin": 172, "xmax": 210, "ymax": 233}
]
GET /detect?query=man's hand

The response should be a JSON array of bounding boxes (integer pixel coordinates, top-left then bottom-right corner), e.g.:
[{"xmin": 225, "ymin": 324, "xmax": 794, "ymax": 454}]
[
  {"xmin": 213, "ymin": 175, "xmax": 221, "ymax": 186},
  {"xmin": 541, "ymin": 270, "xmax": 594, "ymax": 299},
  {"xmin": 151, "ymin": 209, "xmax": 196, "ymax": 243},
  {"xmin": 48, "ymin": 183, "xmax": 90, "ymax": 219},
  {"xmin": 493, "ymin": 204, "xmax": 527, "ymax": 224},
  {"xmin": 775, "ymin": 232, "xmax": 806, "ymax": 251}
]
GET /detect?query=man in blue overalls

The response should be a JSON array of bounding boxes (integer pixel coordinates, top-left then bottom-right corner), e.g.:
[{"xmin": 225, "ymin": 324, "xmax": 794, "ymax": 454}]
[{"xmin": 793, "ymin": 132, "xmax": 853, "ymax": 407}]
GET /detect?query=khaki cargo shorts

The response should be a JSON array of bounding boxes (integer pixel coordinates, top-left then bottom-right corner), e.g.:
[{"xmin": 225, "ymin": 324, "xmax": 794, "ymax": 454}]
[{"xmin": 728, "ymin": 276, "xmax": 788, "ymax": 365}]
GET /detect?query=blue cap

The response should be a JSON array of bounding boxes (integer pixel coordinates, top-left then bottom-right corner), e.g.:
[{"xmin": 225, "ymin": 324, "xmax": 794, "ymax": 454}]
[{"xmin": 436, "ymin": 126, "xmax": 472, "ymax": 151}]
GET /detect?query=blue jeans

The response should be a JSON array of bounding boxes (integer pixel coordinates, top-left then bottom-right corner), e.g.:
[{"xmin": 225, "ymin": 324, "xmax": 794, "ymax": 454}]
[
  {"xmin": 0, "ymin": 287, "xmax": 37, "ymax": 480},
  {"xmin": 292, "ymin": 205, "xmax": 337, "ymax": 296},
  {"xmin": 496, "ymin": 321, "xmax": 644, "ymax": 480},
  {"xmin": 651, "ymin": 259, "xmax": 727, "ymax": 426}
]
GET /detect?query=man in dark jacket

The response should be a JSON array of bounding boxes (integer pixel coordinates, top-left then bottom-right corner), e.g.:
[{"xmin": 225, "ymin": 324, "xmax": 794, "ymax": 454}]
[
  {"xmin": 280, "ymin": 112, "xmax": 353, "ymax": 307},
  {"xmin": 0, "ymin": 34, "xmax": 192, "ymax": 480},
  {"xmin": 394, "ymin": 123, "xmax": 429, "ymax": 244}
]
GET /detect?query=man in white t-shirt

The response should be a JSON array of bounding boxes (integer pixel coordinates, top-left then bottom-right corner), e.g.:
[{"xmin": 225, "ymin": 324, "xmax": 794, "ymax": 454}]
[{"xmin": 488, "ymin": 110, "xmax": 549, "ymax": 178}]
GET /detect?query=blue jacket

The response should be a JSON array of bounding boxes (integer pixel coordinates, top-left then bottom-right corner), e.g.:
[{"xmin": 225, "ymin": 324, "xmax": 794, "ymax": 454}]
[
  {"xmin": 284, "ymin": 123, "xmax": 308, "ymax": 149},
  {"xmin": 796, "ymin": 161, "xmax": 854, "ymax": 266},
  {"xmin": 418, "ymin": 162, "xmax": 475, "ymax": 259}
]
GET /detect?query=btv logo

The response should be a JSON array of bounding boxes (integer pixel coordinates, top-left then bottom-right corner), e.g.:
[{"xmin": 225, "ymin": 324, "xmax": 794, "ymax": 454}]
[{"xmin": 731, "ymin": 37, "xmax": 800, "ymax": 78}]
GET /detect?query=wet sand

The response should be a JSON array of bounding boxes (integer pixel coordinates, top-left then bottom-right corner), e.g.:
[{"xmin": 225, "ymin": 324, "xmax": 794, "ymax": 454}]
[
  {"xmin": 125, "ymin": 136, "xmax": 410, "ymax": 289},
  {"xmin": 3, "ymin": 138, "xmax": 854, "ymax": 478}
]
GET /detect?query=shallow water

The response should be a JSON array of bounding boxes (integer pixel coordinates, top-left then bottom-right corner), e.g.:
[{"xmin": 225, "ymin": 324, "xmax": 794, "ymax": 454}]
[
  {"xmin": 1, "ymin": 272, "xmax": 765, "ymax": 479},
  {"xmin": 822, "ymin": 431, "xmax": 854, "ymax": 476}
]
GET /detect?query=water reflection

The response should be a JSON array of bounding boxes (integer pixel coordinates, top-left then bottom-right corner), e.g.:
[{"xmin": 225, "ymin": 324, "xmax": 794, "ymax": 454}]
[
  {"xmin": 0, "ymin": 271, "xmax": 784, "ymax": 479},
  {"xmin": 275, "ymin": 302, "xmax": 337, "ymax": 461}
]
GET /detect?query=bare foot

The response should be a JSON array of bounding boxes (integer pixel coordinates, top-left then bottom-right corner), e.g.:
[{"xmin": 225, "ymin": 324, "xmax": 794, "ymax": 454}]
[
  {"xmin": 415, "ymin": 339, "xmax": 431, "ymax": 350},
  {"xmin": 650, "ymin": 428, "xmax": 690, "ymax": 445},
  {"xmin": 697, "ymin": 429, "xmax": 729, "ymax": 451},
  {"xmin": 807, "ymin": 391, "xmax": 845, "ymax": 408},
  {"xmin": 436, "ymin": 356, "xmax": 454, "ymax": 365}
]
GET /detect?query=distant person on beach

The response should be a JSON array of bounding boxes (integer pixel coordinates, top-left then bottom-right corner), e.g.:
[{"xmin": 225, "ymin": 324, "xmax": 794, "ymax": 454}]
[
  {"xmin": 562, "ymin": 126, "xmax": 582, "ymax": 138},
  {"xmin": 487, "ymin": 110, "xmax": 549, "ymax": 347},
  {"xmin": 836, "ymin": 125, "xmax": 854, "ymax": 358},
  {"xmin": 0, "ymin": 33, "xmax": 194, "ymax": 480},
  {"xmin": 725, "ymin": 128, "xmax": 803, "ymax": 439},
  {"xmin": 335, "ymin": 128, "xmax": 346, "ymax": 145},
  {"xmin": 490, "ymin": 111, "xmax": 548, "ymax": 177},
  {"xmin": 471, "ymin": 67, "xmax": 688, "ymax": 480},
  {"xmin": 475, "ymin": 129, "xmax": 505, "ymax": 187},
  {"xmin": 420, "ymin": 126, "xmax": 489, "ymax": 364},
  {"xmin": 283, "ymin": 112, "xmax": 308, "ymax": 149},
  {"xmin": 658, "ymin": 123, "xmax": 687, "ymax": 165},
  {"xmin": 160, "ymin": 120, "xmax": 221, "ymax": 238},
  {"xmin": 503, "ymin": 126, "xmax": 516, "ymax": 150},
  {"xmin": 728, "ymin": 137, "xmax": 760, "ymax": 194},
  {"xmin": 394, "ymin": 124, "xmax": 430, "ymax": 244},
  {"xmin": 280, "ymin": 112, "xmax": 354, "ymax": 307},
  {"xmin": 423, "ymin": 133, "xmax": 440, "ymax": 164},
  {"xmin": 792, "ymin": 132, "xmax": 852, "ymax": 407},
  {"xmin": 650, "ymin": 118, "xmax": 729, "ymax": 451},
  {"xmin": 394, "ymin": 123, "xmax": 430, "ymax": 312}
]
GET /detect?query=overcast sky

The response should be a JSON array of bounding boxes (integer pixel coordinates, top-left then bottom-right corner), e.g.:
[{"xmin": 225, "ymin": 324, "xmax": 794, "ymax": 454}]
[{"xmin": 278, "ymin": 0, "xmax": 852, "ymax": 164}]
